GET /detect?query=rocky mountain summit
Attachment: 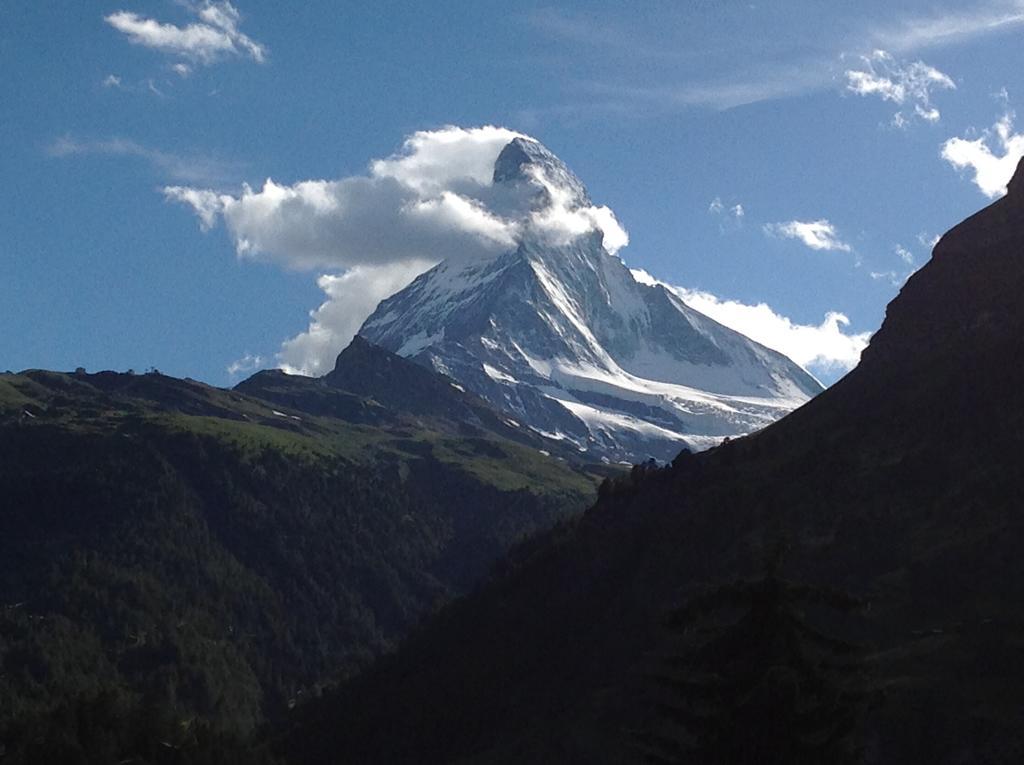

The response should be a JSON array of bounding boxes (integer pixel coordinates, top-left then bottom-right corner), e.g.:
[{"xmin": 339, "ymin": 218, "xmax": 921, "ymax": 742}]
[{"xmin": 360, "ymin": 137, "xmax": 822, "ymax": 463}]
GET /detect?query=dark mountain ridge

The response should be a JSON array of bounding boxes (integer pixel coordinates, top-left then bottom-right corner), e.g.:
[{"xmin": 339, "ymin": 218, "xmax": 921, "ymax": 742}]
[
  {"xmin": 235, "ymin": 336, "xmax": 593, "ymax": 462},
  {"xmin": 282, "ymin": 161, "xmax": 1024, "ymax": 764}
]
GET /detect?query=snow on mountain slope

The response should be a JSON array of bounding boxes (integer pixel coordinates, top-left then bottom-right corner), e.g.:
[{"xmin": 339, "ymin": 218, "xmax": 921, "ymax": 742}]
[{"xmin": 359, "ymin": 137, "xmax": 823, "ymax": 462}]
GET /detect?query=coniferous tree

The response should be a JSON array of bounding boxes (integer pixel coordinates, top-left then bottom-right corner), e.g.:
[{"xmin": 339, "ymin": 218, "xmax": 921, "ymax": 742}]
[{"xmin": 634, "ymin": 551, "xmax": 874, "ymax": 765}]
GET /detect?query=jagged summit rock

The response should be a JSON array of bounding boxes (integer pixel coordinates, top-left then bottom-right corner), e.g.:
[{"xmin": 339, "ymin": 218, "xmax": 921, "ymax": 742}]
[
  {"xmin": 492, "ymin": 136, "xmax": 591, "ymax": 206},
  {"xmin": 358, "ymin": 138, "xmax": 823, "ymax": 463}
]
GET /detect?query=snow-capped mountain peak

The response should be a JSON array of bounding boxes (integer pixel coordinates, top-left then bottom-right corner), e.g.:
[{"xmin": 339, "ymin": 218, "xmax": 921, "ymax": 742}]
[{"xmin": 359, "ymin": 138, "xmax": 822, "ymax": 463}]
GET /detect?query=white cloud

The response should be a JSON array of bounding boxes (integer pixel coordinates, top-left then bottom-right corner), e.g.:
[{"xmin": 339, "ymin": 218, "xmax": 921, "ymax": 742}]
[
  {"xmin": 370, "ymin": 127, "xmax": 522, "ymax": 194},
  {"xmin": 102, "ymin": 74, "xmax": 123, "ymax": 89},
  {"xmin": 166, "ymin": 125, "xmax": 631, "ymax": 374},
  {"xmin": 844, "ymin": 50, "xmax": 955, "ymax": 126},
  {"xmin": 174, "ymin": 171, "xmax": 514, "ymax": 272},
  {"xmin": 763, "ymin": 219, "xmax": 852, "ymax": 252},
  {"xmin": 632, "ymin": 269, "xmax": 870, "ymax": 378},
  {"xmin": 226, "ymin": 352, "xmax": 264, "ymax": 377},
  {"xmin": 917, "ymin": 231, "xmax": 941, "ymax": 248},
  {"xmin": 278, "ymin": 262, "xmax": 432, "ymax": 376},
  {"xmin": 163, "ymin": 186, "xmax": 225, "ymax": 230},
  {"xmin": 526, "ymin": 165, "xmax": 629, "ymax": 253},
  {"xmin": 105, "ymin": 1, "xmax": 265, "ymax": 67},
  {"xmin": 48, "ymin": 135, "xmax": 237, "ymax": 185},
  {"xmin": 941, "ymin": 111, "xmax": 1024, "ymax": 198},
  {"xmin": 168, "ymin": 126, "xmax": 630, "ymax": 267}
]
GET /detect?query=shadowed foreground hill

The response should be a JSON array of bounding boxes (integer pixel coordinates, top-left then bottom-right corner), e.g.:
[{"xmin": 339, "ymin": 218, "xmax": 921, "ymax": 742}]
[
  {"xmin": 0, "ymin": 347, "xmax": 600, "ymax": 762},
  {"xmin": 283, "ymin": 162, "xmax": 1024, "ymax": 764}
]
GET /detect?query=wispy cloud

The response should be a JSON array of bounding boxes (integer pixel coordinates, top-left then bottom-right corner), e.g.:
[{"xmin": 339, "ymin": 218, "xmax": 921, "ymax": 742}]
[
  {"xmin": 526, "ymin": 7, "xmax": 672, "ymax": 58},
  {"xmin": 525, "ymin": 6, "xmax": 839, "ymax": 112},
  {"xmin": 708, "ymin": 197, "xmax": 744, "ymax": 219},
  {"xmin": 869, "ymin": 270, "xmax": 901, "ymax": 285},
  {"xmin": 632, "ymin": 269, "xmax": 870, "ymax": 379},
  {"xmin": 98, "ymin": 73, "xmax": 169, "ymax": 96},
  {"xmin": 521, "ymin": 3, "xmax": 1024, "ymax": 118},
  {"xmin": 48, "ymin": 135, "xmax": 239, "ymax": 185},
  {"xmin": 226, "ymin": 352, "xmax": 264, "ymax": 377},
  {"xmin": 105, "ymin": 1, "xmax": 265, "ymax": 67},
  {"xmin": 583, "ymin": 64, "xmax": 835, "ymax": 112},
  {"xmin": 871, "ymin": 2, "xmax": 1024, "ymax": 53},
  {"xmin": 941, "ymin": 110, "xmax": 1024, "ymax": 197},
  {"xmin": 844, "ymin": 50, "xmax": 955, "ymax": 125},
  {"xmin": 708, "ymin": 196, "xmax": 745, "ymax": 232},
  {"xmin": 869, "ymin": 243, "xmax": 920, "ymax": 286},
  {"xmin": 764, "ymin": 219, "xmax": 852, "ymax": 252}
]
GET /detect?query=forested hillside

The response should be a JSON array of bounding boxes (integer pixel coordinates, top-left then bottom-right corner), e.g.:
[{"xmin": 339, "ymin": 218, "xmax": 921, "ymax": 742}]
[{"xmin": 0, "ymin": 365, "xmax": 598, "ymax": 763}]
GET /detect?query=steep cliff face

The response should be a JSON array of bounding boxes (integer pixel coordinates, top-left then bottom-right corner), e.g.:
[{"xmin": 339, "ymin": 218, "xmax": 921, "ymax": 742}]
[{"xmin": 361, "ymin": 137, "xmax": 822, "ymax": 463}]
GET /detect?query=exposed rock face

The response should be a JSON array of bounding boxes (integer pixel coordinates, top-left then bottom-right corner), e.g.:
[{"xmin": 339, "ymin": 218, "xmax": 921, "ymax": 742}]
[{"xmin": 360, "ymin": 137, "xmax": 822, "ymax": 463}]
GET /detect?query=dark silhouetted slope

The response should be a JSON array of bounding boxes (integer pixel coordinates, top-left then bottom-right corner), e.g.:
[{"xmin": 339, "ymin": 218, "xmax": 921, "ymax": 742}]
[{"xmin": 282, "ymin": 161, "xmax": 1024, "ymax": 764}]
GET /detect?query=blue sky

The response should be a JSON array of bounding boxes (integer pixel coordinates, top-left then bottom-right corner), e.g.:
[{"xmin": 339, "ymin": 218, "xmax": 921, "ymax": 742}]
[{"xmin": 3, "ymin": 1, "xmax": 1024, "ymax": 385}]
